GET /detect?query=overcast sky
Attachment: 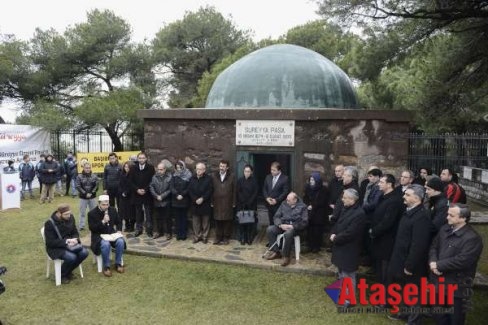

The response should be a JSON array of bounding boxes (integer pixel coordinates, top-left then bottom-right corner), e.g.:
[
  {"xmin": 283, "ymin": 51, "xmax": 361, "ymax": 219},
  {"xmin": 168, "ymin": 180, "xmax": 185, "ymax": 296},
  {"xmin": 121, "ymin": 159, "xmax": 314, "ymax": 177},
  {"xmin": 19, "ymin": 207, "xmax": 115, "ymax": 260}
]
[{"xmin": 0, "ymin": 0, "xmax": 320, "ymax": 122}]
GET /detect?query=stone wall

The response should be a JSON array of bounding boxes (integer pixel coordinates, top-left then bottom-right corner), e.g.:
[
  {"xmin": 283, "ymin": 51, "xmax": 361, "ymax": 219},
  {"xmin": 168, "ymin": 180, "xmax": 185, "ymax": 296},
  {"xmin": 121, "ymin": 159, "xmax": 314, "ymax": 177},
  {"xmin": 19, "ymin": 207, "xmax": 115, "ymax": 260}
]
[{"xmin": 140, "ymin": 109, "xmax": 411, "ymax": 196}]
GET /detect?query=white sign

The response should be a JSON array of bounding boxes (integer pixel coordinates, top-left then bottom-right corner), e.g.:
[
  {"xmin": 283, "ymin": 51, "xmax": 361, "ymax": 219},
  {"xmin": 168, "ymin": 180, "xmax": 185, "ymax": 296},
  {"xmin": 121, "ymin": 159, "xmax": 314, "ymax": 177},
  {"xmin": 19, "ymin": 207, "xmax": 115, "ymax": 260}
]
[
  {"xmin": 0, "ymin": 125, "xmax": 51, "ymax": 168},
  {"xmin": 0, "ymin": 172, "xmax": 21, "ymax": 210},
  {"xmin": 463, "ymin": 166, "xmax": 472, "ymax": 180},
  {"xmin": 236, "ymin": 120, "xmax": 295, "ymax": 147},
  {"xmin": 482, "ymin": 170, "xmax": 488, "ymax": 184}
]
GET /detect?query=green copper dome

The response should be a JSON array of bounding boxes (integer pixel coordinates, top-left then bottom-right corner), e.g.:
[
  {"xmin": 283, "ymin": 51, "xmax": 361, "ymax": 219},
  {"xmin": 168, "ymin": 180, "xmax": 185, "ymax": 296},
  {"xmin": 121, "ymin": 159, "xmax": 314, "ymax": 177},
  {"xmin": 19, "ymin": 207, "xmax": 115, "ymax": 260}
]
[{"xmin": 205, "ymin": 44, "xmax": 359, "ymax": 109}]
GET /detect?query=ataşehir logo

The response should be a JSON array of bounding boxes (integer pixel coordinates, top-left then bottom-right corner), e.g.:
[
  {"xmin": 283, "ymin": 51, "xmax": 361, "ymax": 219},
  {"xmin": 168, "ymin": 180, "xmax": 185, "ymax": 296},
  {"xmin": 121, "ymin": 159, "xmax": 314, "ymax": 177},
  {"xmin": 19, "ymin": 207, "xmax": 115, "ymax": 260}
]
[
  {"xmin": 6, "ymin": 184, "xmax": 16, "ymax": 194},
  {"xmin": 325, "ymin": 277, "xmax": 457, "ymax": 313}
]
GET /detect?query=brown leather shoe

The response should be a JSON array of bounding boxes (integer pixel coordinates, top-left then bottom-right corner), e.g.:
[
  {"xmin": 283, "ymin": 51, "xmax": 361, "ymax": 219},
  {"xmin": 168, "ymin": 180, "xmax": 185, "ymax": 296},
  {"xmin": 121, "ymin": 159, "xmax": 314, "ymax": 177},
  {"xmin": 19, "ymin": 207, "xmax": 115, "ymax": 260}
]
[
  {"xmin": 281, "ymin": 257, "xmax": 291, "ymax": 267},
  {"xmin": 265, "ymin": 251, "xmax": 282, "ymax": 260},
  {"xmin": 103, "ymin": 268, "xmax": 112, "ymax": 277},
  {"xmin": 116, "ymin": 264, "xmax": 125, "ymax": 274}
]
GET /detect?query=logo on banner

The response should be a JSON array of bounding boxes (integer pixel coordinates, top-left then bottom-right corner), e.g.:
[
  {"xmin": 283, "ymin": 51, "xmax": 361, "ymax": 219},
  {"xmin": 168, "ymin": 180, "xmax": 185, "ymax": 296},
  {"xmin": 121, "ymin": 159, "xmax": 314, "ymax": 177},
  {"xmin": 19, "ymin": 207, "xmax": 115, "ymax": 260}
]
[{"xmin": 6, "ymin": 184, "xmax": 16, "ymax": 194}]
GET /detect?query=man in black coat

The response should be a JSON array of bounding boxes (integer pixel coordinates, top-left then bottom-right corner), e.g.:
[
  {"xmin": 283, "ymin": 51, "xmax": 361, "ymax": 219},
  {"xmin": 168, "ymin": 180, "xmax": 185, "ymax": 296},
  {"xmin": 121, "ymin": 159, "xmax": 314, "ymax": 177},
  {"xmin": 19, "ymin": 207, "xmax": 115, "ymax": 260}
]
[
  {"xmin": 328, "ymin": 164, "xmax": 344, "ymax": 210},
  {"xmin": 429, "ymin": 204, "xmax": 483, "ymax": 325},
  {"xmin": 387, "ymin": 184, "xmax": 432, "ymax": 324},
  {"xmin": 262, "ymin": 161, "xmax": 289, "ymax": 226},
  {"xmin": 188, "ymin": 162, "xmax": 213, "ymax": 244},
  {"xmin": 330, "ymin": 188, "xmax": 365, "ymax": 306},
  {"xmin": 88, "ymin": 195, "xmax": 126, "ymax": 277},
  {"xmin": 128, "ymin": 152, "xmax": 155, "ymax": 237},
  {"xmin": 43, "ymin": 204, "xmax": 88, "ymax": 284},
  {"xmin": 425, "ymin": 176, "xmax": 449, "ymax": 235},
  {"xmin": 369, "ymin": 174, "xmax": 404, "ymax": 285},
  {"xmin": 103, "ymin": 152, "xmax": 122, "ymax": 209}
]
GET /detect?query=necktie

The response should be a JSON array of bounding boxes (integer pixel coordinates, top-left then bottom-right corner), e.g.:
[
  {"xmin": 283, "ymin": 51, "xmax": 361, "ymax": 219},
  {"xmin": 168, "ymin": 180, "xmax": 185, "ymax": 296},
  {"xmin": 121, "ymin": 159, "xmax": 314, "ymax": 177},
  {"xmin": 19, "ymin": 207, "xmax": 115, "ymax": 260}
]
[{"xmin": 272, "ymin": 176, "xmax": 278, "ymax": 188}]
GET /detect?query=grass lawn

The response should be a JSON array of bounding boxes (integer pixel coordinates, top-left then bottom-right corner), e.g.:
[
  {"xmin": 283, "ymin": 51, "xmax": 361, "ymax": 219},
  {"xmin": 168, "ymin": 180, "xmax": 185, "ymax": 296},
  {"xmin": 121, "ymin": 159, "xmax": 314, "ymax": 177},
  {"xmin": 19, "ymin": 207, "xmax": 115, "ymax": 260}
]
[{"xmin": 0, "ymin": 194, "xmax": 487, "ymax": 324}]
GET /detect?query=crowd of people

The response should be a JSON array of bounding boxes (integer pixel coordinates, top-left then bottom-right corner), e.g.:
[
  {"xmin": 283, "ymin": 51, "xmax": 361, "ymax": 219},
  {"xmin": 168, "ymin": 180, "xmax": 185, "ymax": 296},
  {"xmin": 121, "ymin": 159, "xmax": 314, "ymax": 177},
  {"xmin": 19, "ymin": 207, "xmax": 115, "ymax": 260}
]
[{"xmin": 37, "ymin": 151, "xmax": 483, "ymax": 323}]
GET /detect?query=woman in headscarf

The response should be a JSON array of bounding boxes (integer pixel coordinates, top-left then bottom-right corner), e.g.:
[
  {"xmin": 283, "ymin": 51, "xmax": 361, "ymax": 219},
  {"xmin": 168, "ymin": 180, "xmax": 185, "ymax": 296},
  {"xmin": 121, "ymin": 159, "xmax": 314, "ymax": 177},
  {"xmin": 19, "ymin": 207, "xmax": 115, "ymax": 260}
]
[
  {"xmin": 170, "ymin": 160, "xmax": 192, "ymax": 240},
  {"xmin": 303, "ymin": 172, "xmax": 330, "ymax": 253}
]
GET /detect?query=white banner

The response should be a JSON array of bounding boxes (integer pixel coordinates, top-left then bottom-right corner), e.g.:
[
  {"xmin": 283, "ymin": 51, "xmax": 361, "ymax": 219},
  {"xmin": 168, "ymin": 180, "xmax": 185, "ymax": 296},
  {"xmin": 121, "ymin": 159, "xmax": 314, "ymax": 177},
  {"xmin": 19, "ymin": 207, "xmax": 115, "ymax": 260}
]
[
  {"xmin": 0, "ymin": 172, "xmax": 21, "ymax": 210},
  {"xmin": 0, "ymin": 125, "xmax": 51, "ymax": 168}
]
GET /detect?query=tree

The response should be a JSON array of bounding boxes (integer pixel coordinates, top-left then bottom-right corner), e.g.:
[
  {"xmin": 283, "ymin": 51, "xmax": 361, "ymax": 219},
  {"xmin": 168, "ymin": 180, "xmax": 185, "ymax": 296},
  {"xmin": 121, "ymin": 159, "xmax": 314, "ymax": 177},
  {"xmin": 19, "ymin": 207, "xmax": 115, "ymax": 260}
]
[
  {"xmin": 283, "ymin": 20, "xmax": 362, "ymax": 75},
  {"xmin": 152, "ymin": 6, "xmax": 250, "ymax": 108},
  {"xmin": 316, "ymin": 0, "xmax": 488, "ymax": 131},
  {"xmin": 1, "ymin": 9, "xmax": 155, "ymax": 150}
]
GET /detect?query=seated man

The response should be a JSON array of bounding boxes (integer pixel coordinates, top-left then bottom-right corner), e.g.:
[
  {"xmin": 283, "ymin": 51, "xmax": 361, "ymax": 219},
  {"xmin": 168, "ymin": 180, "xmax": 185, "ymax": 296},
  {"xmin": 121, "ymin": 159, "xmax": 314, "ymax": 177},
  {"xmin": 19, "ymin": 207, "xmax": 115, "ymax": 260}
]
[
  {"xmin": 88, "ymin": 195, "xmax": 126, "ymax": 277},
  {"xmin": 44, "ymin": 204, "xmax": 89, "ymax": 284},
  {"xmin": 264, "ymin": 192, "xmax": 308, "ymax": 267}
]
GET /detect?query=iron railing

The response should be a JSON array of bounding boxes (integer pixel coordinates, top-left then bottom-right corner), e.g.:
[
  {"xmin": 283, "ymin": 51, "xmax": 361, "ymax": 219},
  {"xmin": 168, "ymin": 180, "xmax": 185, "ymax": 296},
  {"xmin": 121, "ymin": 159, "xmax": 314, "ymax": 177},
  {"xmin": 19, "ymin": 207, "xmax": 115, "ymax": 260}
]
[
  {"xmin": 50, "ymin": 129, "xmax": 143, "ymax": 160},
  {"xmin": 408, "ymin": 133, "xmax": 488, "ymax": 175}
]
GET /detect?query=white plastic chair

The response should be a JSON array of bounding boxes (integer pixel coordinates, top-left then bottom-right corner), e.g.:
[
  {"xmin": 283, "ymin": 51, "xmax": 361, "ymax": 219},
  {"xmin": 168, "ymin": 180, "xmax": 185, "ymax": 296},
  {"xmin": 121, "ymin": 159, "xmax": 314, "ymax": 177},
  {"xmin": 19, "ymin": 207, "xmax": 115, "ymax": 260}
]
[
  {"xmin": 41, "ymin": 227, "xmax": 84, "ymax": 286},
  {"xmin": 276, "ymin": 233, "xmax": 301, "ymax": 262}
]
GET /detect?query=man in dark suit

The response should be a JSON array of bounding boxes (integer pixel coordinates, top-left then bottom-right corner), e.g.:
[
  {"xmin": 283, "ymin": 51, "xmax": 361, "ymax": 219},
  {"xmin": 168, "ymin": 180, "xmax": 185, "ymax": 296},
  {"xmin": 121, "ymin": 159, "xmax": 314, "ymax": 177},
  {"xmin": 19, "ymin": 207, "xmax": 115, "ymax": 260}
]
[
  {"xmin": 262, "ymin": 161, "xmax": 290, "ymax": 226},
  {"xmin": 387, "ymin": 184, "xmax": 431, "ymax": 324},
  {"xmin": 128, "ymin": 152, "xmax": 155, "ymax": 237},
  {"xmin": 429, "ymin": 203, "xmax": 483, "ymax": 325}
]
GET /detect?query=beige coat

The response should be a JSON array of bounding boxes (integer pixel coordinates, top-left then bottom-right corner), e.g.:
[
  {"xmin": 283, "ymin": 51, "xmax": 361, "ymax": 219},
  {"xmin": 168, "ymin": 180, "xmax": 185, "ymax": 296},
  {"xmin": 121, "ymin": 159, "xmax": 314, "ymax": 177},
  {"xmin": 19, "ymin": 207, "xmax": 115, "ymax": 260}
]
[{"xmin": 211, "ymin": 172, "xmax": 235, "ymax": 220}]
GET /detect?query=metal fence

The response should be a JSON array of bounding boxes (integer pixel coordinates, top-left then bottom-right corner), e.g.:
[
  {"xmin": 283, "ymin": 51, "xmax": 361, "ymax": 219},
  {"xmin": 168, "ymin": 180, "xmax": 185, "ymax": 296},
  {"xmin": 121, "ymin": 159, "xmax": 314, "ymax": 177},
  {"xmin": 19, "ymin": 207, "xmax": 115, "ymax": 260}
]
[
  {"xmin": 408, "ymin": 133, "xmax": 488, "ymax": 175},
  {"xmin": 50, "ymin": 129, "xmax": 143, "ymax": 159}
]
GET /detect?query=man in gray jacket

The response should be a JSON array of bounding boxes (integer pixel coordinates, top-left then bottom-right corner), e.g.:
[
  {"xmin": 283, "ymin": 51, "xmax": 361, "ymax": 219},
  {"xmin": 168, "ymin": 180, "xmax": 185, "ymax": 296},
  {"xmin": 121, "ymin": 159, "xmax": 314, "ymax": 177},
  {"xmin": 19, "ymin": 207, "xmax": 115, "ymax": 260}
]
[
  {"xmin": 264, "ymin": 192, "xmax": 308, "ymax": 266},
  {"xmin": 150, "ymin": 162, "xmax": 172, "ymax": 239},
  {"xmin": 75, "ymin": 163, "xmax": 99, "ymax": 230}
]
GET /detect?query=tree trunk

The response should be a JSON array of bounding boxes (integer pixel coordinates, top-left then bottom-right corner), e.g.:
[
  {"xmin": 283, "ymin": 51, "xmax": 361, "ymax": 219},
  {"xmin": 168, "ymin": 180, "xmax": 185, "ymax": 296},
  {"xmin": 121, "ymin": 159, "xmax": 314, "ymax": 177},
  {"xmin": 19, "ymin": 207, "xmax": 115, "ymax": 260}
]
[{"xmin": 105, "ymin": 126, "xmax": 124, "ymax": 151}]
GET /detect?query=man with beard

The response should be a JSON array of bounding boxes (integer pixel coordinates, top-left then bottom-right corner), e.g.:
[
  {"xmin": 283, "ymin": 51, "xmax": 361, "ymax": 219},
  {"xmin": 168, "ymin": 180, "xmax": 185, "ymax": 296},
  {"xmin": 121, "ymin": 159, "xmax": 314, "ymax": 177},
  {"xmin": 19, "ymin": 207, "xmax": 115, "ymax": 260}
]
[
  {"xmin": 129, "ymin": 152, "xmax": 155, "ymax": 237},
  {"xmin": 88, "ymin": 195, "xmax": 126, "ymax": 277}
]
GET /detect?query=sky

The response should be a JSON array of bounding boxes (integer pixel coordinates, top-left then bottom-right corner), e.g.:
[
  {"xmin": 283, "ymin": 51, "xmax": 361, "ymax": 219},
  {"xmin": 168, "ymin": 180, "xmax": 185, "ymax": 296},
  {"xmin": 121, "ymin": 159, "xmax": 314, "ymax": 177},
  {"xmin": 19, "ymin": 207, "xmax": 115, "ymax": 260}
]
[{"xmin": 0, "ymin": 0, "xmax": 320, "ymax": 122}]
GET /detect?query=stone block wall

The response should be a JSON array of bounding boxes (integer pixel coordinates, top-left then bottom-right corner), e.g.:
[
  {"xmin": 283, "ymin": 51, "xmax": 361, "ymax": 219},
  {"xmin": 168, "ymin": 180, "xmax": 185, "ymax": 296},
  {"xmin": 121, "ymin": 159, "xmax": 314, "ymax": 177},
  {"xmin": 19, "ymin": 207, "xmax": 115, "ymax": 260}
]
[{"xmin": 140, "ymin": 109, "xmax": 411, "ymax": 196}]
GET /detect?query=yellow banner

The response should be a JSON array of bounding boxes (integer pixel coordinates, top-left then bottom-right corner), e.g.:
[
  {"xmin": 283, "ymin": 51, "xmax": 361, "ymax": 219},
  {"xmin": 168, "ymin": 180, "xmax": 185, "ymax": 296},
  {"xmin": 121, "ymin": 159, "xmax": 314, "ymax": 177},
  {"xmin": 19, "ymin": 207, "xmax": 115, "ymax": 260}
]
[{"xmin": 76, "ymin": 151, "xmax": 139, "ymax": 173}]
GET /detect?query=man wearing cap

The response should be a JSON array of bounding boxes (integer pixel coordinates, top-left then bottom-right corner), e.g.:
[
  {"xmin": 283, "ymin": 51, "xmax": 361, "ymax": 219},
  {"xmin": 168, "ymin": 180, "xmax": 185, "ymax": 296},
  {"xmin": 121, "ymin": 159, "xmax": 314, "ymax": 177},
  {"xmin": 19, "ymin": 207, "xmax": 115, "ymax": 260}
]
[
  {"xmin": 44, "ymin": 204, "xmax": 88, "ymax": 284},
  {"xmin": 88, "ymin": 195, "xmax": 126, "ymax": 277},
  {"xmin": 425, "ymin": 176, "xmax": 449, "ymax": 235}
]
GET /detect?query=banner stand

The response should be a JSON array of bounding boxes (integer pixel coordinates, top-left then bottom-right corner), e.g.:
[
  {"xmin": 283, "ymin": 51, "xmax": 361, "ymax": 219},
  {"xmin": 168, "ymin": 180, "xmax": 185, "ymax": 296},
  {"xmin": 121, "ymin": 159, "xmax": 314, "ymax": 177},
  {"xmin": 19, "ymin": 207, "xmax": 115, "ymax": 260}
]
[{"xmin": 0, "ymin": 172, "xmax": 21, "ymax": 210}]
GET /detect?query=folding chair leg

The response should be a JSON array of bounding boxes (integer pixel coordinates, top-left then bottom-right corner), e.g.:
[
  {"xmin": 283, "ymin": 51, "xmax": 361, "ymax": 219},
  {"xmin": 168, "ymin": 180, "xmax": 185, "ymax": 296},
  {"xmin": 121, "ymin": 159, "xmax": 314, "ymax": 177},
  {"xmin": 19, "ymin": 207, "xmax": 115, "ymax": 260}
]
[
  {"xmin": 54, "ymin": 260, "xmax": 62, "ymax": 286},
  {"xmin": 46, "ymin": 258, "xmax": 50, "ymax": 278},
  {"xmin": 96, "ymin": 255, "xmax": 103, "ymax": 273},
  {"xmin": 79, "ymin": 264, "xmax": 84, "ymax": 278},
  {"xmin": 294, "ymin": 236, "xmax": 301, "ymax": 262}
]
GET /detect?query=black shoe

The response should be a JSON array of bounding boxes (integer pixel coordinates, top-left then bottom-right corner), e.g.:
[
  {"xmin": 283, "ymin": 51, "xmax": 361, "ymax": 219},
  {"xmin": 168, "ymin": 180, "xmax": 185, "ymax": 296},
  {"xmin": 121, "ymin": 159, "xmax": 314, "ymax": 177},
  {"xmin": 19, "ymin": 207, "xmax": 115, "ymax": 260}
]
[
  {"xmin": 326, "ymin": 247, "xmax": 332, "ymax": 253},
  {"xmin": 247, "ymin": 240, "xmax": 253, "ymax": 245},
  {"xmin": 240, "ymin": 240, "xmax": 245, "ymax": 245},
  {"xmin": 146, "ymin": 233, "xmax": 153, "ymax": 238},
  {"xmin": 202, "ymin": 238, "xmax": 208, "ymax": 244},
  {"xmin": 266, "ymin": 242, "xmax": 270, "ymax": 248},
  {"xmin": 134, "ymin": 230, "xmax": 142, "ymax": 237},
  {"xmin": 61, "ymin": 277, "xmax": 70, "ymax": 284}
]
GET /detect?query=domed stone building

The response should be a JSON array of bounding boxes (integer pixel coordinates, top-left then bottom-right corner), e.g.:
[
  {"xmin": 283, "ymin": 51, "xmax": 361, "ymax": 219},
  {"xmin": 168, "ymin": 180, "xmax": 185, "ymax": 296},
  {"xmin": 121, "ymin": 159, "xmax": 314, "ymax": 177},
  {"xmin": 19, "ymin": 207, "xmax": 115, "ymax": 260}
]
[
  {"xmin": 139, "ymin": 44, "xmax": 410, "ymax": 195},
  {"xmin": 206, "ymin": 44, "xmax": 358, "ymax": 109}
]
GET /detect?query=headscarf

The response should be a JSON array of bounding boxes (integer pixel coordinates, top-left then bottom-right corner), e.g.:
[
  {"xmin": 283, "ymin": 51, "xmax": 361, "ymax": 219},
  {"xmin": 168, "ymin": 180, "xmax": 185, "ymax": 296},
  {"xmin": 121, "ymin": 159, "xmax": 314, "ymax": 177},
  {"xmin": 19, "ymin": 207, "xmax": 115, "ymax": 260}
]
[
  {"xmin": 173, "ymin": 160, "xmax": 192, "ymax": 181},
  {"xmin": 306, "ymin": 172, "xmax": 323, "ymax": 196}
]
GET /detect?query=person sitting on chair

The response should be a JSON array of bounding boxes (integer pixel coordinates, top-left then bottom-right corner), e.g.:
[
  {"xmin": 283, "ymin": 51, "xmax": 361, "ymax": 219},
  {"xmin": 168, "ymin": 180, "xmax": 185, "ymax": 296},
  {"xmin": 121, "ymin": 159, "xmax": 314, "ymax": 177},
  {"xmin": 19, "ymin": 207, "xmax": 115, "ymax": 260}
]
[
  {"xmin": 44, "ymin": 203, "xmax": 88, "ymax": 284},
  {"xmin": 264, "ymin": 192, "xmax": 308, "ymax": 267},
  {"xmin": 88, "ymin": 195, "xmax": 126, "ymax": 277}
]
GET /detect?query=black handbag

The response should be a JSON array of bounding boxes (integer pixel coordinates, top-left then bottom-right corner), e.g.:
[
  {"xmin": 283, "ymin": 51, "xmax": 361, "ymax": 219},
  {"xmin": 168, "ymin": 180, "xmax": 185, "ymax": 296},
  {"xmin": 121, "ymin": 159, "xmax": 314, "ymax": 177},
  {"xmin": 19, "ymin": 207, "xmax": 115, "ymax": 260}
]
[{"xmin": 236, "ymin": 210, "xmax": 255, "ymax": 224}]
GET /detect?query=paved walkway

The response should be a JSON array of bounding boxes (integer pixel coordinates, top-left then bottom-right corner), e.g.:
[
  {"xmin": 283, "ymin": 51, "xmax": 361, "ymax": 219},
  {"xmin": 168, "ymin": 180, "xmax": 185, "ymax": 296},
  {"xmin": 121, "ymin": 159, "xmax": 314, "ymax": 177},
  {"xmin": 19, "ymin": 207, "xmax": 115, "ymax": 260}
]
[{"xmin": 80, "ymin": 205, "xmax": 488, "ymax": 288}]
